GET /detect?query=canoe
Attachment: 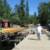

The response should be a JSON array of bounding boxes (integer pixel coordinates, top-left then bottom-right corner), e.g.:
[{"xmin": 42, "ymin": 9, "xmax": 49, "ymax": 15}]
[{"xmin": 2, "ymin": 27, "xmax": 24, "ymax": 33}]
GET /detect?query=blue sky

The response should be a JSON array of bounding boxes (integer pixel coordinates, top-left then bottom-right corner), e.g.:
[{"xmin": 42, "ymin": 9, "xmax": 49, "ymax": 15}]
[{"xmin": 7, "ymin": 0, "xmax": 50, "ymax": 15}]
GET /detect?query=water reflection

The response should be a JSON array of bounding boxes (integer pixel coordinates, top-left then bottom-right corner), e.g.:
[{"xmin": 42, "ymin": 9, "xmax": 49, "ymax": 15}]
[{"xmin": 0, "ymin": 41, "xmax": 15, "ymax": 50}]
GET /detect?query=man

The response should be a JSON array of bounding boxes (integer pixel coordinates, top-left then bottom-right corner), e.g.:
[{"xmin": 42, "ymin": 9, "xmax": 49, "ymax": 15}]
[{"xmin": 37, "ymin": 24, "xmax": 43, "ymax": 40}]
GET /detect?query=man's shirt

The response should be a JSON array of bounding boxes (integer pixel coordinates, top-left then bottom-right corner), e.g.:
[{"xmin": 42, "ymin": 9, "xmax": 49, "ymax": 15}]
[{"xmin": 37, "ymin": 26, "xmax": 43, "ymax": 34}]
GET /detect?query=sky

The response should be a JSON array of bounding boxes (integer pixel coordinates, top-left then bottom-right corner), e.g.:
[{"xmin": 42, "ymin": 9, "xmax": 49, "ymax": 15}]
[{"xmin": 7, "ymin": 0, "xmax": 50, "ymax": 15}]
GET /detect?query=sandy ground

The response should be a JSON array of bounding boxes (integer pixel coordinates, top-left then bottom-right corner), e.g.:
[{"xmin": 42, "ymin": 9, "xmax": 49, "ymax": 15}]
[{"xmin": 12, "ymin": 33, "xmax": 50, "ymax": 50}]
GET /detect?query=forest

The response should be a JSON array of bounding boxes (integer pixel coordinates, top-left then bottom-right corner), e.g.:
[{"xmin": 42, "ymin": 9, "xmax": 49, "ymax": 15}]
[{"xmin": 0, "ymin": 0, "xmax": 50, "ymax": 26}]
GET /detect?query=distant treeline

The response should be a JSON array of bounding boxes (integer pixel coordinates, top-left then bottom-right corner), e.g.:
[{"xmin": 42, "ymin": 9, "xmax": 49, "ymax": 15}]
[{"xmin": 0, "ymin": 0, "xmax": 50, "ymax": 26}]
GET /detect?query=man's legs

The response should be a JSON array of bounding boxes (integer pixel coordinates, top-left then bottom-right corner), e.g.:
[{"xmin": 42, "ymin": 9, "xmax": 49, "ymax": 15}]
[{"xmin": 37, "ymin": 33, "xmax": 41, "ymax": 40}]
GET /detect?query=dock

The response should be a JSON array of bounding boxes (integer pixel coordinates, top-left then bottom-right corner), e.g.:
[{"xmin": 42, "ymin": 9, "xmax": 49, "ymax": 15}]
[{"xmin": 12, "ymin": 34, "xmax": 50, "ymax": 50}]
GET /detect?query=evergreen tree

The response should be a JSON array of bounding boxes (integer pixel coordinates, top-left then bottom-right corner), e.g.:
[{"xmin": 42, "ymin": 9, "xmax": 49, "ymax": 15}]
[
  {"xmin": 20, "ymin": 0, "xmax": 25, "ymax": 17},
  {"xmin": 3, "ymin": 0, "xmax": 11, "ymax": 19},
  {"xmin": 0, "ymin": 0, "xmax": 11, "ymax": 20},
  {"xmin": 0, "ymin": 0, "xmax": 4, "ymax": 16},
  {"xmin": 38, "ymin": 3, "xmax": 48, "ymax": 26},
  {"xmin": 25, "ymin": 0, "xmax": 29, "ymax": 17}
]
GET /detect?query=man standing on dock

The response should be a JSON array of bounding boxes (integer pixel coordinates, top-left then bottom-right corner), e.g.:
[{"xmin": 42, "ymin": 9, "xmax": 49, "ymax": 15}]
[{"xmin": 37, "ymin": 24, "xmax": 43, "ymax": 40}]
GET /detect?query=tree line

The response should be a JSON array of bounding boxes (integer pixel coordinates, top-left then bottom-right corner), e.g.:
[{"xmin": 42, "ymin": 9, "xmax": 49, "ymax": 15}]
[
  {"xmin": 0, "ymin": 0, "xmax": 50, "ymax": 26},
  {"xmin": 0, "ymin": 0, "xmax": 38, "ymax": 25}
]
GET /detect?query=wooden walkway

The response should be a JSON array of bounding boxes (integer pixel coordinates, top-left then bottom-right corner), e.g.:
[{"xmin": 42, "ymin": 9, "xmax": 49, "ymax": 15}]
[{"xmin": 12, "ymin": 34, "xmax": 50, "ymax": 50}]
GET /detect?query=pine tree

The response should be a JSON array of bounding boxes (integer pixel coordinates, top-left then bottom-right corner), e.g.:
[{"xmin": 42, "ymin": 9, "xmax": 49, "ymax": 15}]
[
  {"xmin": 25, "ymin": 0, "xmax": 29, "ymax": 17},
  {"xmin": 3, "ymin": 0, "xmax": 11, "ymax": 19},
  {"xmin": 20, "ymin": 0, "xmax": 25, "ymax": 17},
  {"xmin": 0, "ymin": 0, "xmax": 4, "ymax": 16}
]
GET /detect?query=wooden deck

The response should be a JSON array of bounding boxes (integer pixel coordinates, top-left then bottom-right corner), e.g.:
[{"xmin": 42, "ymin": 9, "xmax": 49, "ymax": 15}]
[{"xmin": 12, "ymin": 34, "xmax": 50, "ymax": 50}]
